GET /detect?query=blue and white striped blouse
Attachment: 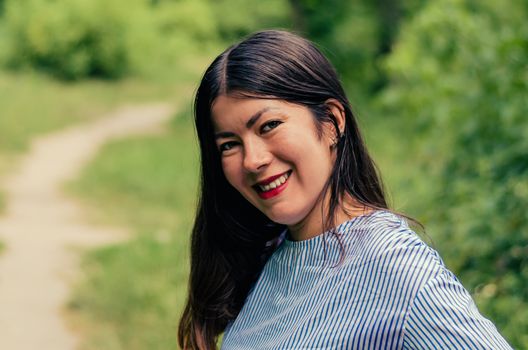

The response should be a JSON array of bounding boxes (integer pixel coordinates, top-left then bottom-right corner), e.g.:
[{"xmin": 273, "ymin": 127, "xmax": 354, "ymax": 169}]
[{"xmin": 221, "ymin": 210, "xmax": 512, "ymax": 349}]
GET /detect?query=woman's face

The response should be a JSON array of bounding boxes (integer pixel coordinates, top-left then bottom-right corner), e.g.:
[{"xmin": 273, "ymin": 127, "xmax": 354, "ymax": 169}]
[{"xmin": 211, "ymin": 95, "xmax": 337, "ymax": 228}]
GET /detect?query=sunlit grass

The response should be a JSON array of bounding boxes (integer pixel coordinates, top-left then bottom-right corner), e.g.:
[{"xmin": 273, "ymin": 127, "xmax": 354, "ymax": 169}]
[
  {"xmin": 68, "ymin": 114, "xmax": 198, "ymax": 233},
  {"xmin": 0, "ymin": 44, "xmax": 210, "ymax": 348},
  {"xmin": 0, "ymin": 72, "xmax": 175, "ymax": 152},
  {"xmin": 67, "ymin": 112, "xmax": 198, "ymax": 349},
  {"xmin": 0, "ymin": 68, "xmax": 202, "ymax": 217}
]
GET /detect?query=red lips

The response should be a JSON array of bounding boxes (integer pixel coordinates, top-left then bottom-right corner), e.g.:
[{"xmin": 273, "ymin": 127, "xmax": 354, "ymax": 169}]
[
  {"xmin": 254, "ymin": 170, "xmax": 292, "ymax": 199},
  {"xmin": 254, "ymin": 170, "xmax": 291, "ymax": 186}
]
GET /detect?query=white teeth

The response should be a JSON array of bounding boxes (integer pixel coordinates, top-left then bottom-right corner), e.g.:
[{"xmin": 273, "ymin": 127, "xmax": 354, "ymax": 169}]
[{"xmin": 258, "ymin": 171, "xmax": 291, "ymax": 192}]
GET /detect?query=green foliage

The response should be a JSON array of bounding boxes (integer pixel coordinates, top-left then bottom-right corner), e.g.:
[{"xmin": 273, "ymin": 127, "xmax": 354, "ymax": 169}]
[
  {"xmin": 0, "ymin": 0, "xmax": 220, "ymax": 80},
  {"xmin": 0, "ymin": 0, "xmax": 415, "ymax": 87},
  {"xmin": 148, "ymin": 0, "xmax": 221, "ymax": 74},
  {"xmin": 210, "ymin": 0, "xmax": 290, "ymax": 41},
  {"xmin": 285, "ymin": 0, "xmax": 428, "ymax": 102},
  {"xmin": 382, "ymin": 0, "xmax": 528, "ymax": 346},
  {"xmin": 288, "ymin": 0, "xmax": 380, "ymax": 99},
  {"xmin": 2, "ymin": 0, "xmax": 157, "ymax": 79}
]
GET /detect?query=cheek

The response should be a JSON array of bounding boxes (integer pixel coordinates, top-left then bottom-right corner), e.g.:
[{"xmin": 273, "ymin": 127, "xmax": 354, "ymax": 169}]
[
  {"xmin": 221, "ymin": 157, "xmax": 244, "ymax": 189},
  {"xmin": 281, "ymin": 135, "xmax": 332, "ymax": 174}
]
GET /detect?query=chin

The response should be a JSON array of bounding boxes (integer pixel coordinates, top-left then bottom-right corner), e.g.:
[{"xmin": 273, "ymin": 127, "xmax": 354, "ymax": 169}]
[{"xmin": 264, "ymin": 207, "xmax": 306, "ymax": 226}]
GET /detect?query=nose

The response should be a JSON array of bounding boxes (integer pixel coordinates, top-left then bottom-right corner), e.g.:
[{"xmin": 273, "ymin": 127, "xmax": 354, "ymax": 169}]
[{"xmin": 242, "ymin": 139, "xmax": 271, "ymax": 173}]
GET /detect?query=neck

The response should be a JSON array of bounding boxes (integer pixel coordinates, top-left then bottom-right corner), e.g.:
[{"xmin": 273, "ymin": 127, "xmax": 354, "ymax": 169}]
[{"xmin": 287, "ymin": 192, "xmax": 372, "ymax": 241}]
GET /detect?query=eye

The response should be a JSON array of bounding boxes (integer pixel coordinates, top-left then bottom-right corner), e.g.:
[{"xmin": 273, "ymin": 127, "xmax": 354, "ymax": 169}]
[
  {"xmin": 219, "ymin": 141, "xmax": 239, "ymax": 153},
  {"xmin": 260, "ymin": 120, "xmax": 282, "ymax": 133}
]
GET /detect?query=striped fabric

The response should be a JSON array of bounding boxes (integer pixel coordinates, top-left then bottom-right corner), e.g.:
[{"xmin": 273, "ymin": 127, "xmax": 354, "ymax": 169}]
[{"xmin": 221, "ymin": 210, "xmax": 512, "ymax": 349}]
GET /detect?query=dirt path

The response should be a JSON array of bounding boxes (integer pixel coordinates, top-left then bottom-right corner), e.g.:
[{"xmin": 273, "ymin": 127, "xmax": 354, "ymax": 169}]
[{"xmin": 0, "ymin": 103, "xmax": 175, "ymax": 350}]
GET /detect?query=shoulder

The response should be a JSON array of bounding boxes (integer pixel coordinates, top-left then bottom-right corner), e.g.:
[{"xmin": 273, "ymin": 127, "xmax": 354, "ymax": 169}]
[
  {"xmin": 349, "ymin": 213, "xmax": 515, "ymax": 349},
  {"xmin": 342, "ymin": 210, "xmax": 445, "ymax": 274},
  {"xmin": 334, "ymin": 210, "xmax": 457, "ymax": 320}
]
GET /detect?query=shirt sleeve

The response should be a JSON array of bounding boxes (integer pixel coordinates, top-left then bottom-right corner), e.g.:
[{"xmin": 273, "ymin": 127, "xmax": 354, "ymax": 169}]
[{"xmin": 402, "ymin": 269, "xmax": 513, "ymax": 350}]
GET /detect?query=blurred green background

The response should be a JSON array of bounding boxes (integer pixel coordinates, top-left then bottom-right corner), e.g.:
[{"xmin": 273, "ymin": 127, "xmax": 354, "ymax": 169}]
[{"xmin": 0, "ymin": 0, "xmax": 526, "ymax": 348}]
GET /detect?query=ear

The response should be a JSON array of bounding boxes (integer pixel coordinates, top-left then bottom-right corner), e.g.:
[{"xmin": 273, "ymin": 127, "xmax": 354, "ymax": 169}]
[{"xmin": 323, "ymin": 99, "xmax": 346, "ymax": 145}]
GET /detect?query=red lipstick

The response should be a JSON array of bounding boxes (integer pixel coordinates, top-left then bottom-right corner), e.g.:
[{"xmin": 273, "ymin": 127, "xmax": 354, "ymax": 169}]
[
  {"xmin": 254, "ymin": 170, "xmax": 292, "ymax": 200},
  {"xmin": 255, "ymin": 170, "xmax": 290, "ymax": 186}
]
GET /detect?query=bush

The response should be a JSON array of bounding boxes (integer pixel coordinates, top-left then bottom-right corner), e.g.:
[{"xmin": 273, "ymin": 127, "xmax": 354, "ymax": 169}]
[
  {"xmin": 2, "ymin": 0, "xmax": 160, "ymax": 79},
  {"xmin": 0, "ymin": 0, "xmax": 226, "ymax": 80},
  {"xmin": 381, "ymin": 0, "xmax": 528, "ymax": 347},
  {"xmin": 210, "ymin": 0, "xmax": 289, "ymax": 41},
  {"xmin": 146, "ymin": 0, "xmax": 220, "ymax": 77}
]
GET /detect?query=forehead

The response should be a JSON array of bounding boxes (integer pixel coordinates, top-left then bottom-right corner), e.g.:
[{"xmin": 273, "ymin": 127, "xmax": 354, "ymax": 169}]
[
  {"xmin": 212, "ymin": 96, "xmax": 274, "ymax": 128},
  {"xmin": 211, "ymin": 95, "xmax": 305, "ymax": 130}
]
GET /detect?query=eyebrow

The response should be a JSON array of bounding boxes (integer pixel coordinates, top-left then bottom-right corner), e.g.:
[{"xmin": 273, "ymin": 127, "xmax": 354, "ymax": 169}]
[{"xmin": 214, "ymin": 107, "xmax": 275, "ymax": 140}]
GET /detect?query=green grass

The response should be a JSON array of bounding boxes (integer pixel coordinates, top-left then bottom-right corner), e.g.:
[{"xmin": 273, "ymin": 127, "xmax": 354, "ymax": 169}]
[
  {"xmin": 69, "ymin": 113, "xmax": 198, "ymax": 233},
  {"xmin": 0, "ymin": 190, "xmax": 4, "ymax": 213},
  {"xmin": 0, "ymin": 68, "xmax": 204, "ymax": 217},
  {"xmin": 0, "ymin": 39, "xmax": 218, "ymax": 347},
  {"xmin": 0, "ymin": 69, "xmax": 200, "ymax": 253},
  {"xmin": 67, "ymin": 112, "xmax": 199, "ymax": 349},
  {"xmin": 0, "ymin": 72, "xmax": 175, "ymax": 153}
]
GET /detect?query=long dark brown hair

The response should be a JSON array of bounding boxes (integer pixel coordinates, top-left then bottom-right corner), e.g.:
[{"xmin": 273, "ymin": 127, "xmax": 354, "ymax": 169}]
[{"xmin": 178, "ymin": 30, "xmax": 389, "ymax": 349}]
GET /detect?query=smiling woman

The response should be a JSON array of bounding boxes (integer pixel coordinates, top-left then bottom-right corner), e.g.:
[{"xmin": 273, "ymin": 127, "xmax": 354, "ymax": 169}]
[
  {"xmin": 178, "ymin": 30, "xmax": 512, "ymax": 349},
  {"xmin": 212, "ymin": 96, "xmax": 342, "ymax": 235}
]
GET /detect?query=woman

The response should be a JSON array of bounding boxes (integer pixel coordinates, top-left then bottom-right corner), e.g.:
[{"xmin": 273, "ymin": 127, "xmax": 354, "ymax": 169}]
[{"xmin": 178, "ymin": 30, "xmax": 512, "ymax": 349}]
